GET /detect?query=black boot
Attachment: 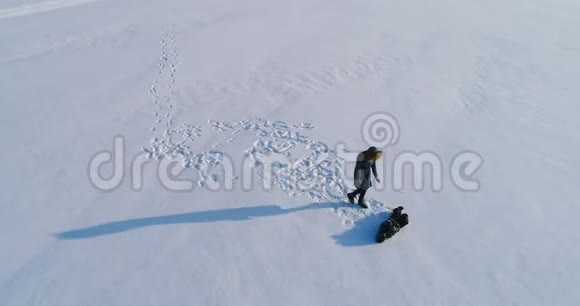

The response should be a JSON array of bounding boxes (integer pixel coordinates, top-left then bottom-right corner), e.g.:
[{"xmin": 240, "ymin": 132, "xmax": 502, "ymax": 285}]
[
  {"xmin": 357, "ymin": 190, "xmax": 368, "ymax": 208},
  {"xmin": 347, "ymin": 193, "xmax": 355, "ymax": 204}
]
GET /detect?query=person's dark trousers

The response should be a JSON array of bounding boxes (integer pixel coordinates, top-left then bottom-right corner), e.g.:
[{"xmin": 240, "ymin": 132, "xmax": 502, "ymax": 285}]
[{"xmin": 349, "ymin": 188, "xmax": 367, "ymax": 203}]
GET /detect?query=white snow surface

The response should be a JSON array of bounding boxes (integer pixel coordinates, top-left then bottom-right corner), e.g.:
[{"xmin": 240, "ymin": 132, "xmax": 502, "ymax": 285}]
[{"xmin": 1, "ymin": 0, "xmax": 579, "ymax": 305}]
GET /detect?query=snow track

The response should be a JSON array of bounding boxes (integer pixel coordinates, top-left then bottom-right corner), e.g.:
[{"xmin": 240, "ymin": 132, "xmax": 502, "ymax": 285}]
[
  {"xmin": 143, "ymin": 118, "xmax": 391, "ymax": 224},
  {"xmin": 148, "ymin": 29, "xmax": 178, "ymax": 133},
  {"xmin": 0, "ymin": 0, "xmax": 101, "ymax": 20},
  {"xmin": 178, "ymin": 55, "xmax": 414, "ymax": 105}
]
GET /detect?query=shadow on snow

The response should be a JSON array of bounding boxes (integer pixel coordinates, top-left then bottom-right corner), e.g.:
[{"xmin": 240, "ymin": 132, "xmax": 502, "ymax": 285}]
[
  {"xmin": 55, "ymin": 202, "xmax": 335, "ymax": 239},
  {"xmin": 331, "ymin": 211, "xmax": 392, "ymax": 247},
  {"xmin": 55, "ymin": 202, "xmax": 392, "ymax": 247}
]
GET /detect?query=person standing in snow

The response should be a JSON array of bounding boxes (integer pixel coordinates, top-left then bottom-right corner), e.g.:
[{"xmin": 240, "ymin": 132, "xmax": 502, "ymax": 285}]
[{"xmin": 347, "ymin": 146, "xmax": 383, "ymax": 208}]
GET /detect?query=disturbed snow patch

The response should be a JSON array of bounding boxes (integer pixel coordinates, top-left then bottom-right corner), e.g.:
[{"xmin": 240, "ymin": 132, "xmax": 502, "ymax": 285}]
[{"xmin": 142, "ymin": 118, "xmax": 390, "ymax": 224}]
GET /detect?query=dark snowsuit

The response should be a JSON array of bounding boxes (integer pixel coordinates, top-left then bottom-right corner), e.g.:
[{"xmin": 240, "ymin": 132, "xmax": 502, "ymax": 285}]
[
  {"xmin": 348, "ymin": 147, "xmax": 379, "ymax": 205},
  {"xmin": 376, "ymin": 207, "xmax": 409, "ymax": 242}
]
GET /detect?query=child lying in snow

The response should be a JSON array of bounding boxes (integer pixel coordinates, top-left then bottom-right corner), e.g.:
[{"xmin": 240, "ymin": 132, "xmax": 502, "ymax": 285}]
[{"xmin": 376, "ymin": 206, "xmax": 409, "ymax": 243}]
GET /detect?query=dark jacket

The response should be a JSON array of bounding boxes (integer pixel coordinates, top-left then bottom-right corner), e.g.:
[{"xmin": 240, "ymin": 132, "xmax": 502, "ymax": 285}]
[
  {"xmin": 390, "ymin": 210, "xmax": 409, "ymax": 228},
  {"xmin": 378, "ymin": 210, "xmax": 409, "ymax": 241},
  {"xmin": 353, "ymin": 148, "xmax": 378, "ymax": 190}
]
